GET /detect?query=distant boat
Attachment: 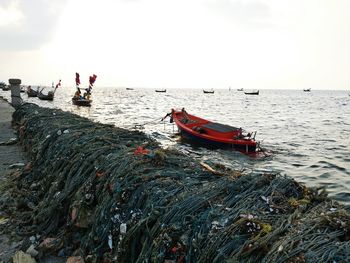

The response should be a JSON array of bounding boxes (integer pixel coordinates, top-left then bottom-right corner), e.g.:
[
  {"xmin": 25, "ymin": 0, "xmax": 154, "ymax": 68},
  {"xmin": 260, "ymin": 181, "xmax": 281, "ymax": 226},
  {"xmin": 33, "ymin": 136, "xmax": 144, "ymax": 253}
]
[
  {"xmin": 26, "ymin": 86, "xmax": 38, "ymax": 97},
  {"xmin": 303, "ymin": 88, "xmax": 311, "ymax": 92},
  {"xmin": 237, "ymin": 88, "xmax": 243, "ymax": 91},
  {"xmin": 244, "ymin": 90, "xmax": 259, "ymax": 95},
  {"xmin": 38, "ymin": 90, "xmax": 54, "ymax": 101},
  {"xmin": 72, "ymin": 73, "xmax": 96, "ymax": 107},
  {"xmin": 203, "ymin": 89, "xmax": 214, "ymax": 94},
  {"xmin": 126, "ymin": 88, "xmax": 134, "ymax": 90},
  {"xmin": 38, "ymin": 80, "xmax": 61, "ymax": 101},
  {"xmin": 155, "ymin": 89, "xmax": 166, "ymax": 93},
  {"xmin": 72, "ymin": 97, "xmax": 92, "ymax": 106},
  {"xmin": 0, "ymin": 82, "xmax": 10, "ymax": 91}
]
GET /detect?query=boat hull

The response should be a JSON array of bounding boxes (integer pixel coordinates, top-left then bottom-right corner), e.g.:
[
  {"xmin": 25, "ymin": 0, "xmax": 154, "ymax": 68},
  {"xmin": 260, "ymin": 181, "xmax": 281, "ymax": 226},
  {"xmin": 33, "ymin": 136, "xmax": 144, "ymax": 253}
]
[
  {"xmin": 27, "ymin": 90, "xmax": 38, "ymax": 97},
  {"xmin": 244, "ymin": 91, "xmax": 259, "ymax": 95},
  {"xmin": 38, "ymin": 94, "xmax": 54, "ymax": 101},
  {"xmin": 72, "ymin": 98, "xmax": 92, "ymax": 106},
  {"xmin": 177, "ymin": 126, "xmax": 256, "ymax": 152}
]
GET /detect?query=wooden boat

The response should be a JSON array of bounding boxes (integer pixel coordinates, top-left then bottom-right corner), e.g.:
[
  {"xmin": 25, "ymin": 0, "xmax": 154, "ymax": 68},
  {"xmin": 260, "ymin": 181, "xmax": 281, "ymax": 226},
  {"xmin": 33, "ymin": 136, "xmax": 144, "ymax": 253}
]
[
  {"xmin": 303, "ymin": 88, "xmax": 311, "ymax": 92},
  {"xmin": 37, "ymin": 80, "xmax": 60, "ymax": 101},
  {"xmin": 26, "ymin": 86, "xmax": 38, "ymax": 97},
  {"xmin": 126, "ymin": 88, "xmax": 134, "ymax": 90},
  {"xmin": 203, "ymin": 89, "xmax": 214, "ymax": 94},
  {"xmin": 72, "ymin": 73, "xmax": 96, "ymax": 107},
  {"xmin": 72, "ymin": 97, "xmax": 92, "ymax": 106},
  {"xmin": 237, "ymin": 88, "xmax": 243, "ymax": 91},
  {"xmin": 0, "ymin": 82, "xmax": 10, "ymax": 91},
  {"xmin": 244, "ymin": 90, "xmax": 259, "ymax": 95},
  {"xmin": 38, "ymin": 91, "xmax": 54, "ymax": 101},
  {"xmin": 155, "ymin": 89, "xmax": 166, "ymax": 93},
  {"xmin": 170, "ymin": 108, "xmax": 257, "ymax": 153}
]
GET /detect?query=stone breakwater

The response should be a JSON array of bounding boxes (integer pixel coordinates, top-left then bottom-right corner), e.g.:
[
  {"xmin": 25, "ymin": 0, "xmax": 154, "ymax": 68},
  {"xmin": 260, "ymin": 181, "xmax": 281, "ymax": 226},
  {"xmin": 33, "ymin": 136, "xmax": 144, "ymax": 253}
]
[{"xmin": 1, "ymin": 102, "xmax": 349, "ymax": 263}]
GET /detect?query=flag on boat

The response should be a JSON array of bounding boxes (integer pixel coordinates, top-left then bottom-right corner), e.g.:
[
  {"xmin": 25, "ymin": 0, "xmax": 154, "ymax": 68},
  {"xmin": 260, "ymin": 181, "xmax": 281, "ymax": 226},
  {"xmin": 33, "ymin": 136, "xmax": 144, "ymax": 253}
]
[
  {"xmin": 89, "ymin": 74, "xmax": 97, "ymax": 86},
  {"xmin": 75, "ymin": 73, "xmax": 81, "ymax": 86},
  {"xmin": 55, "ymin": 79, "xmax": 61, "ymax": 89}
]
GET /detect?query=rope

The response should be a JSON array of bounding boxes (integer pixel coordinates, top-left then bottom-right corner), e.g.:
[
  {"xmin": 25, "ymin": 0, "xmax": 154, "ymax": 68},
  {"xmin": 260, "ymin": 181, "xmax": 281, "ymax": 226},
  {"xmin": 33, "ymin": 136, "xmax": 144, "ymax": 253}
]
[{"xmin": 131, "ymin": 116, "xmax": 164, "ymax": 129}]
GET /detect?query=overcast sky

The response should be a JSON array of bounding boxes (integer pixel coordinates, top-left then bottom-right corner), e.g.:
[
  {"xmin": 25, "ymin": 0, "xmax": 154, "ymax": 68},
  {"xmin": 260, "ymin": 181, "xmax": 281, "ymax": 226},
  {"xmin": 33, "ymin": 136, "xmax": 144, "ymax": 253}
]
[{"xmin": 1, "ymin": 0, "xmax": 350, "ymax": 89}]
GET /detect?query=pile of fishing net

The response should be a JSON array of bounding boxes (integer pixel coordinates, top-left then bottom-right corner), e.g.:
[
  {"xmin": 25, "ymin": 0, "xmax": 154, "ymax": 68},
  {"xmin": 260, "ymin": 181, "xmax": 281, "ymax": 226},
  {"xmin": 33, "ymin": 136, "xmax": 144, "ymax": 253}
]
[{"xmin": 1, "ymin": 103, "xmax": 349, "ymax": 262}]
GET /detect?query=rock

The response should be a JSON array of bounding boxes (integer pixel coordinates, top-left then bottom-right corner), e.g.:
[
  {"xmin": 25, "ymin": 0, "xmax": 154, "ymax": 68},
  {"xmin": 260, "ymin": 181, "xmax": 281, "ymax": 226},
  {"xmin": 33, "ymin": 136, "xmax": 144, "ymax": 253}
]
[{"xmin": 12, "ymin": 251, "xmax": 36, "ymax": 263}]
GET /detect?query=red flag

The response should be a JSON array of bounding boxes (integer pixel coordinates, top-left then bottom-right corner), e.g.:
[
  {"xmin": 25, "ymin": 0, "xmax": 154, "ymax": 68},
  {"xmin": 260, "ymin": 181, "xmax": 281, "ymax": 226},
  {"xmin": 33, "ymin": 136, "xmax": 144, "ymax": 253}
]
[
  {"xmin": 75, "ymin": 73, "xmax": 80, "ymax": 86},
  {"xmin": 89, "ymin": 74, "xmax": 97, "ymax": 86},
  {"xmin": 55, "ymin": 79, "xmax": 61, "ymax": 89}
]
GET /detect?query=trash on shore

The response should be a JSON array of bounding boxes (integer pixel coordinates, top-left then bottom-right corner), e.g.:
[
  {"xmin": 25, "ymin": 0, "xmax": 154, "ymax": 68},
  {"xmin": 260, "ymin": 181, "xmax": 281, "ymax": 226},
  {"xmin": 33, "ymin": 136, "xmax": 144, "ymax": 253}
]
[{"xmin": 0, "ymin": 103, "xmax": 349, "ymax": 262}]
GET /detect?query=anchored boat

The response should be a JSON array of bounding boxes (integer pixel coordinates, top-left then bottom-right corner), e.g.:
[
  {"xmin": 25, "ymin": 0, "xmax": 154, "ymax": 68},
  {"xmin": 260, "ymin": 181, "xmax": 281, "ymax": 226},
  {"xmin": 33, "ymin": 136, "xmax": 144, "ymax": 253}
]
[
  {"xmin": 72, "ymin": 97, "xmax": 92, "ymax": 106},
  {"xmin": 203, "ymin": 89, "xmax": 214, "ymax": 94},
  {"xmin": 244, "ymin": 90, "xmax": 259, "ymax": 95},
  {"xmin": 38, "ymin": 90, "xmax": 54, "ymax": 101},
  {"xmin": 72, "ymin": 73, "xmax": 96, "ymax": 107},
  {"xmin": 38, "ymin": 80, "xmax": 61, "ymax": 101},
  {"xmin": 26, "ymin": 86, "xmax": 38, "ymax": 97},
  {"xmin": 169, "ymin": 108, "xmax": 258, "ymax": 153}
]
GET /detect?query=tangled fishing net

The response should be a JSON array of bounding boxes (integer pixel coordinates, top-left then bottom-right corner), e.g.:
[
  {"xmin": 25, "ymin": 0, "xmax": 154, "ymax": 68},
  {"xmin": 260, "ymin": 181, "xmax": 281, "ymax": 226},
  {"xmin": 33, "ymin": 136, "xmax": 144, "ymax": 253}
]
[{"xmin": 1, "ymin": 103, "xmax": 349, "ymax": 262}]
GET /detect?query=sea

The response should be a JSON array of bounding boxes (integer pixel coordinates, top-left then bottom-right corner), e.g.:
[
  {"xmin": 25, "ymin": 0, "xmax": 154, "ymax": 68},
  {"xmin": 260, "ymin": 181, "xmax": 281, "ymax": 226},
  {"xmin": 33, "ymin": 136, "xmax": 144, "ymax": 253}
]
[{"xmin": 1, "ymin": 87, "xmax": 350, "ymax": 205}]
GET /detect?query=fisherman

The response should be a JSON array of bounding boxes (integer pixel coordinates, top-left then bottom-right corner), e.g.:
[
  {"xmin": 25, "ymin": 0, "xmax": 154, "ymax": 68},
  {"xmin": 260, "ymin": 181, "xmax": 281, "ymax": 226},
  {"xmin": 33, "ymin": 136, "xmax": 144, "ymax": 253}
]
[{"xmin": 74, "ymin": 87, "xmax": 82, "ymax": 99}]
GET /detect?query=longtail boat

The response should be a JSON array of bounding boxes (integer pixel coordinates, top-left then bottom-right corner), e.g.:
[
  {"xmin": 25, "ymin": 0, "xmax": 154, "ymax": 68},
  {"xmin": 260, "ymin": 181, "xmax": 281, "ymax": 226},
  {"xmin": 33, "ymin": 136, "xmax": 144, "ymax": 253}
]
[
  {"xmin": 203, "ymin": 89, "xmax": 214, "ymax": 94},
  {"xmin": 37, "ymin": 80, "xmax": 61, "ymax": 101},
  {"xmin": 38, "ymin": 90, "xmax": 54, "ymax": 101},
  {"xmin": 27, "ymin": 86, "xmax": 38, "ymax": 97},
  {"xmin": 72, "ymin": 73, "xmax": 96, "ymax": 107},
  {"xmin": 244, "ymin": 90, "xmax": 259, "ymax": 95}
]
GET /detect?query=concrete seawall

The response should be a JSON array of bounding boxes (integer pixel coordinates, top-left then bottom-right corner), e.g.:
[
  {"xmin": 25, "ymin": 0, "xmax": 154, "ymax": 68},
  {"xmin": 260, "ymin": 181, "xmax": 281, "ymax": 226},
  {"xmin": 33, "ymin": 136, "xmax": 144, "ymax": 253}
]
[{"xmin": 1, "ymin": 102, "xmax": 350, "ymax": 262}]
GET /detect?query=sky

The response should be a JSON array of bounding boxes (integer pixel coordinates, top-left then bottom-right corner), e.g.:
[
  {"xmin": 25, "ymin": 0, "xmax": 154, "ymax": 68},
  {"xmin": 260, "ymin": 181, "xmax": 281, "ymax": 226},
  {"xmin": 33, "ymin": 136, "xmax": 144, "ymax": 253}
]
[{"xmin": 0, "ymin": 0, "xmax": 350, "ymax": 90}]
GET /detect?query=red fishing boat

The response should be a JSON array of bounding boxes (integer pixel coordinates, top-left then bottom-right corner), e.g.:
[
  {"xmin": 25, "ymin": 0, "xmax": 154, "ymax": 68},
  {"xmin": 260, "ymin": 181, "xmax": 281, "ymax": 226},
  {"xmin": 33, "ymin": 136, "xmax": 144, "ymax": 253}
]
[{"xmin": 169, "ymin": 108, "xmax": 258, "ymax": 153}]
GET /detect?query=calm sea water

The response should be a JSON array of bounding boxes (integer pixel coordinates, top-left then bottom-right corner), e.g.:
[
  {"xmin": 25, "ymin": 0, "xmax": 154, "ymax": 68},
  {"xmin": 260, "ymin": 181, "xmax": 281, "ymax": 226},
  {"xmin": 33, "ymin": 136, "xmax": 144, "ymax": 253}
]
[{"xmin": 1, "ymin": 87, "xmax": 350, "ymax": 205}]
